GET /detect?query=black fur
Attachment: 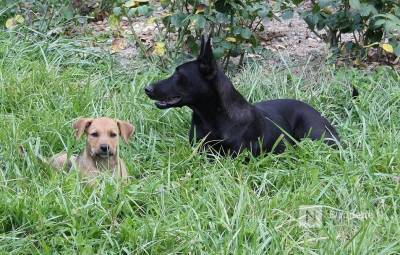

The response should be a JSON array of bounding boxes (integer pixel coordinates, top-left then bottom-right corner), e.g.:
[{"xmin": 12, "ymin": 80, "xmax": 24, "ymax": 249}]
[{"xmin": 145, "ymin": 36, "xmax": 339, "ymax": 156}]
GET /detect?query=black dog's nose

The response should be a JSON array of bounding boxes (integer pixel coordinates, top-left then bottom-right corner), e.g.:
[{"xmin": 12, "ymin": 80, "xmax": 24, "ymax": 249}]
[
  {"xmin": 144, "ymin": 85, "xmax": 154, "ymax": 95},
  {"xmin": 100, "ymin": 144, "xmax": 109, "ymax": 153}
]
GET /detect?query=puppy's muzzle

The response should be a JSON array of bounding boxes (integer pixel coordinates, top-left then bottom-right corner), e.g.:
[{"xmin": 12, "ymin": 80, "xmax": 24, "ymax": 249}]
[{"xmin": 96, "ymin": 144, "xmax": 114, "ymax": 158}]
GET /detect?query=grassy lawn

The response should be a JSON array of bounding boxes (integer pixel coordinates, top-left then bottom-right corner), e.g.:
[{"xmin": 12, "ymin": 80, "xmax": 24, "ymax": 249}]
[{"xmin": 0, "ymin": 31, "xmax": 399, "ymax": 254}]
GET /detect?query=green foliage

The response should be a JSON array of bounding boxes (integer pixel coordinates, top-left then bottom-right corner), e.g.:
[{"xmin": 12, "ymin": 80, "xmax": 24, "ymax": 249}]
[
  {"xmin": 1, "ymin": 0, "xmax": 84, "ymax": 34},
  {"xmin": 296, "ymin": 0, "xmax": 400, "ymax": 57},
  {"xmin": 104, "ymin": 0, "xmax": 291, "ymax": 66},
  {"xmin": 3, "ymin": 0, "xmax": 399, "ymax": 63},
  {"xmin": 374, "ymin": 7, "xmax": 400, "ymax": 55},
  {"xmin": 102, "ymin": 0, "xmax": 288, "ymax": 67},
  {"xmin": 108, "ymin": 0, "xmax": 153, "ymax": 21},
  {"xmin": 155, "ymin": 0, "xmax": 286, "ymax": 67}
]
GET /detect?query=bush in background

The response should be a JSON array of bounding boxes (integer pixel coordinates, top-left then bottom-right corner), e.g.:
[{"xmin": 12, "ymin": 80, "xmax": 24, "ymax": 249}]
[
  {"xmin": 2, "ymin": 0, "xmax": 76, "ymax": 32},
  {"xmin": 109, "ymin": 0, "xmax": 293, "ymax": 68},
  {"xmin": 297, "ymin": 0, "xmax": 400, "ymax": 58},
  {"xmin": 152, "ymin": 0, "xmax": 286, "ymax": 67},
  {"xmin": 2, "ymin": 0, "xmax": 399, "ymax": 64},
  {"xmin": 109, "ymin": 0, "xmax": 399, "ymax": 65}
]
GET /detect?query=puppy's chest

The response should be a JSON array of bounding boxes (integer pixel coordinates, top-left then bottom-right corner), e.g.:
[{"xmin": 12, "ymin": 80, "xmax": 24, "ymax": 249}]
[{"xmin": 75, "ymin": 156, "xmax": 118, "ymax": 173}]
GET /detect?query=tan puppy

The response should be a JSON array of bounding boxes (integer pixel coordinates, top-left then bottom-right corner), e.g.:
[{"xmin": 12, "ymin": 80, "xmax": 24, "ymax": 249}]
[{"xmin": 50, "ymin": 117, "xmax": 134, "ymax": 180}]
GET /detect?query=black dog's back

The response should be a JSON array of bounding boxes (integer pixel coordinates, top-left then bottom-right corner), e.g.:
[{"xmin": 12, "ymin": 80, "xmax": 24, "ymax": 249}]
[{"xmin": 255, "ymin": 99, "xmax": 339, "ymax": 146}]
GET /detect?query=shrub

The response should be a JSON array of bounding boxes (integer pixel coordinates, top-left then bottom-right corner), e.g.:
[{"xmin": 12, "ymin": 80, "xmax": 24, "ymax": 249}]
[
  {"xmin": 296, "ymin": 0, "xmax": 400, "ymax": 57},
  {"xmin": 110, "ymin": 0, "xmax": 294, "ymax": 68},
  {"xmin": 155, "ymin": 0, "xmax": 278, "ymax": 67},
  {"xmin": 2, "ymin": 0, "xmax": 78, "ymax": 33}
]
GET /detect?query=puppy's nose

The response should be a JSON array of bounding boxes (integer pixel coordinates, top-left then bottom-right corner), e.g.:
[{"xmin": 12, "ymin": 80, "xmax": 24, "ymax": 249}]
[
  {"xmin": 100, "ymin": 144, "xmax": 109, "ymax": 153},
  {"xmin": 144, "ymin": 85, "xmax": 154, "ymax": 95}
]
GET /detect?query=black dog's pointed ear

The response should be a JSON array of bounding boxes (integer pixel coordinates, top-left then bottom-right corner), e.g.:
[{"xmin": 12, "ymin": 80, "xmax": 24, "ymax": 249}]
[
  {"xmin": 198, "ymin": 35, "xmax": 212, "ymax": 61},
  {"xmin": 197, "ymin": 35, "xmax": 217, "ymax": 80},
  {"xmin": 199, "ymin": 35, "xmax": 206, "ymax": 57}
]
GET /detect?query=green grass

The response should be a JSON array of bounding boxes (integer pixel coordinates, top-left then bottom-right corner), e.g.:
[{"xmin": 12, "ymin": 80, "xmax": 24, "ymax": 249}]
[{"xmin": 0, "ymin": 31, "xmax": 399, "ymax": 254}]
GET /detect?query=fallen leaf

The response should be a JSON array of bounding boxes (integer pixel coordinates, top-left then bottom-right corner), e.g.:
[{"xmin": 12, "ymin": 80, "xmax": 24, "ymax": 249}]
[
  {"xmin": 5, "ymin": 18, "xmax": 16, "ymax": 29},
  {"xmin": 160, "ymin": 0, "xmax": 171, "ymax": 8},
  {"xmin": 276, "ymin": 44, "xmax": 286, "ymax": 49},
  {"xmin": 124, "ymin": 0, "xmax": 139, "ymax": 8},
  {"xmin": 380, "ymin": 43, "xmax": 394, "ymax": 53},
  {"xmin": 153, "ymin": 42, "xmax": 166, "ymax": 56},
  {"xmin": 124, "ymin": 29, "xmax": 133, "ymax": 35},
  {"xmin": 353, "ymin": 58, "xmax": 361, "ymax": 66},
  {"xmin": 195, "ymin": 4, "xmax": 206, "ymax": 14},
  {"xmin": 225, "ymin": 37, "xmax": 237, "ymax": 42},
  {"xmin": 321, "ymin": 7, "xmax": 333, "ymax": 14},
  {"xmin": 15, "ymin": 14, "xmax": 24, "ymax": 24},
  {"xmin": 352, "ymin": 58, "xmax": 367, "ymax": 68},
  {"xmin": 111, "ymin": 38, "xmax": 128, "ymax": 53},
  {"xmin": 47, "ymin": 27, "xmax": 64, "ymax": 36},
  {"xmin": 146, "ymin": 16, "xmax": 157, "ymax": 25},
  {"xmin": 161, "ymin": 12, "xmax": 172, "ymax": 18},
  {"xmin": 124, "ymin": 0, "xmax": 149, "ymax": 8},
  {"xmin": 160, "ymin": 0, "xmax": 170, "ymax": 8},
  {"xmin": 5, "ymin": 14, "xmax": 24, "ymax": 29},
  {"xmin": 108, "ymin": 14, "xmax": 120, "ymax": 30}
]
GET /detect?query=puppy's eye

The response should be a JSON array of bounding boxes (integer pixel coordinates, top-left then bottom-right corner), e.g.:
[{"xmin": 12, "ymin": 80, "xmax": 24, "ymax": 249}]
[
  {"xmin": 110, "ymin": 132, "xmax": 117, "ymax": 138},
  {"xmin": 90, "ymin": 132, "xmax": 98, "ymax": 137}
]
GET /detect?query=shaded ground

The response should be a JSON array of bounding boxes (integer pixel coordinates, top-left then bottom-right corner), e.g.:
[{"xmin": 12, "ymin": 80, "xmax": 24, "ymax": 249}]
[{"xmin": 261, "ymin": 13, "xmax": 326, "ymax": 61}]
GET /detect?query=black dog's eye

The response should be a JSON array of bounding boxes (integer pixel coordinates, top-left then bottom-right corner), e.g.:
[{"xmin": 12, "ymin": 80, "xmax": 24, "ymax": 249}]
[
  {"xmin": 91, "ymin": 132, "xmax": 98, "ymax": 137},
  {"xmin": 110, "ymin": 132, "xmax": 117, "ymax": 138}
]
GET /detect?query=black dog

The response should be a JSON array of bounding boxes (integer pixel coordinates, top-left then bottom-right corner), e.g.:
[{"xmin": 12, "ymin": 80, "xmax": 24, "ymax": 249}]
[{"xmin": 145, "ymin": 36, "xmax": 339, "ymax": 156}]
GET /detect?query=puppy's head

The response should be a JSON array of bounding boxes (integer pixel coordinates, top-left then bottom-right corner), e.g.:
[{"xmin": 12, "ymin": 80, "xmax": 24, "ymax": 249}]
[{"xmin": 73, "ymin": 117, "xmax": 134, "ymax": 158}]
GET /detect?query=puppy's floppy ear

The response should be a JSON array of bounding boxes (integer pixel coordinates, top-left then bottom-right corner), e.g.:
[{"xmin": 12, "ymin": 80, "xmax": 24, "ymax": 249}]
[
  {"xmin": 117, "ymin": 120, "xmax": 135, "ymax": 143},
  {"xmin": 197, "ymin": 35, "xmax": 217, "ymax": 80},
  {"xmin": 73, "ymin": 118, "xmax": 93, "ymax": 139}
]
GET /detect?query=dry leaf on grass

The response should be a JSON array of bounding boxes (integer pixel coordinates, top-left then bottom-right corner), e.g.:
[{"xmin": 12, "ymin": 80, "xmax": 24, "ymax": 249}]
[
  {"xmin": 124, "ymin": 0, "xmax": 149, "ymax": 8},
  {"xmin": 380, "ymin": 43, "xmax": 394, "ymax": 53},
  {"xmin": 153, "ymin": 42, "xmax": 166, "ymax": 56},
  {"xmin": 225, "ymin": 37, "xmax": 236, "ymax": 43},
  {"xmin": 195, "ymin": 4, "xmax": 206, "ymax": 14},
  {"xmin": 5, "ymin": 14, "xmax": 24, "ymax": 29},
  {"xmin": 111, "ymin": 38, "xmax": 128, "ymax": 53}
]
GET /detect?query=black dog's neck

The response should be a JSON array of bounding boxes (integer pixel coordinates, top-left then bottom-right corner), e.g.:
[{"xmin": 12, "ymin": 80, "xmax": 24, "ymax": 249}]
[
  {"xmin": 190, "ymin": 71, "xmax": 253, "ymax": 126},
  {"xmin": 190, "ymin": 94, "xmax": 221, "ymax": 126}
]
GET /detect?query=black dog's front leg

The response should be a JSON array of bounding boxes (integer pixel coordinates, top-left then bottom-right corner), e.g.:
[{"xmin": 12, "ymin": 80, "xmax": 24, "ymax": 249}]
[
  {"xmin": 189, "ymin": 113, "xmax": 208, "ymax": 145},
  {"xmin": 189, "ymin": 113, "xmax": 226, "ymax": 156}
]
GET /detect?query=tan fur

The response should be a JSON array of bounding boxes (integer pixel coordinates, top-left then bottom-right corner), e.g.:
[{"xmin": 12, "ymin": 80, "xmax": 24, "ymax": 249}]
[{"xmin": 49, "ymin": 117, "xmax": 134, "ymax": 181}]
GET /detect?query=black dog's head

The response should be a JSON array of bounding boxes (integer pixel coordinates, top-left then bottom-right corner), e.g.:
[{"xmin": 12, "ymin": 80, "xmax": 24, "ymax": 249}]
[{"xmin": 145, "ymin": 36, "xmax": 218, "ymax": 109}]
